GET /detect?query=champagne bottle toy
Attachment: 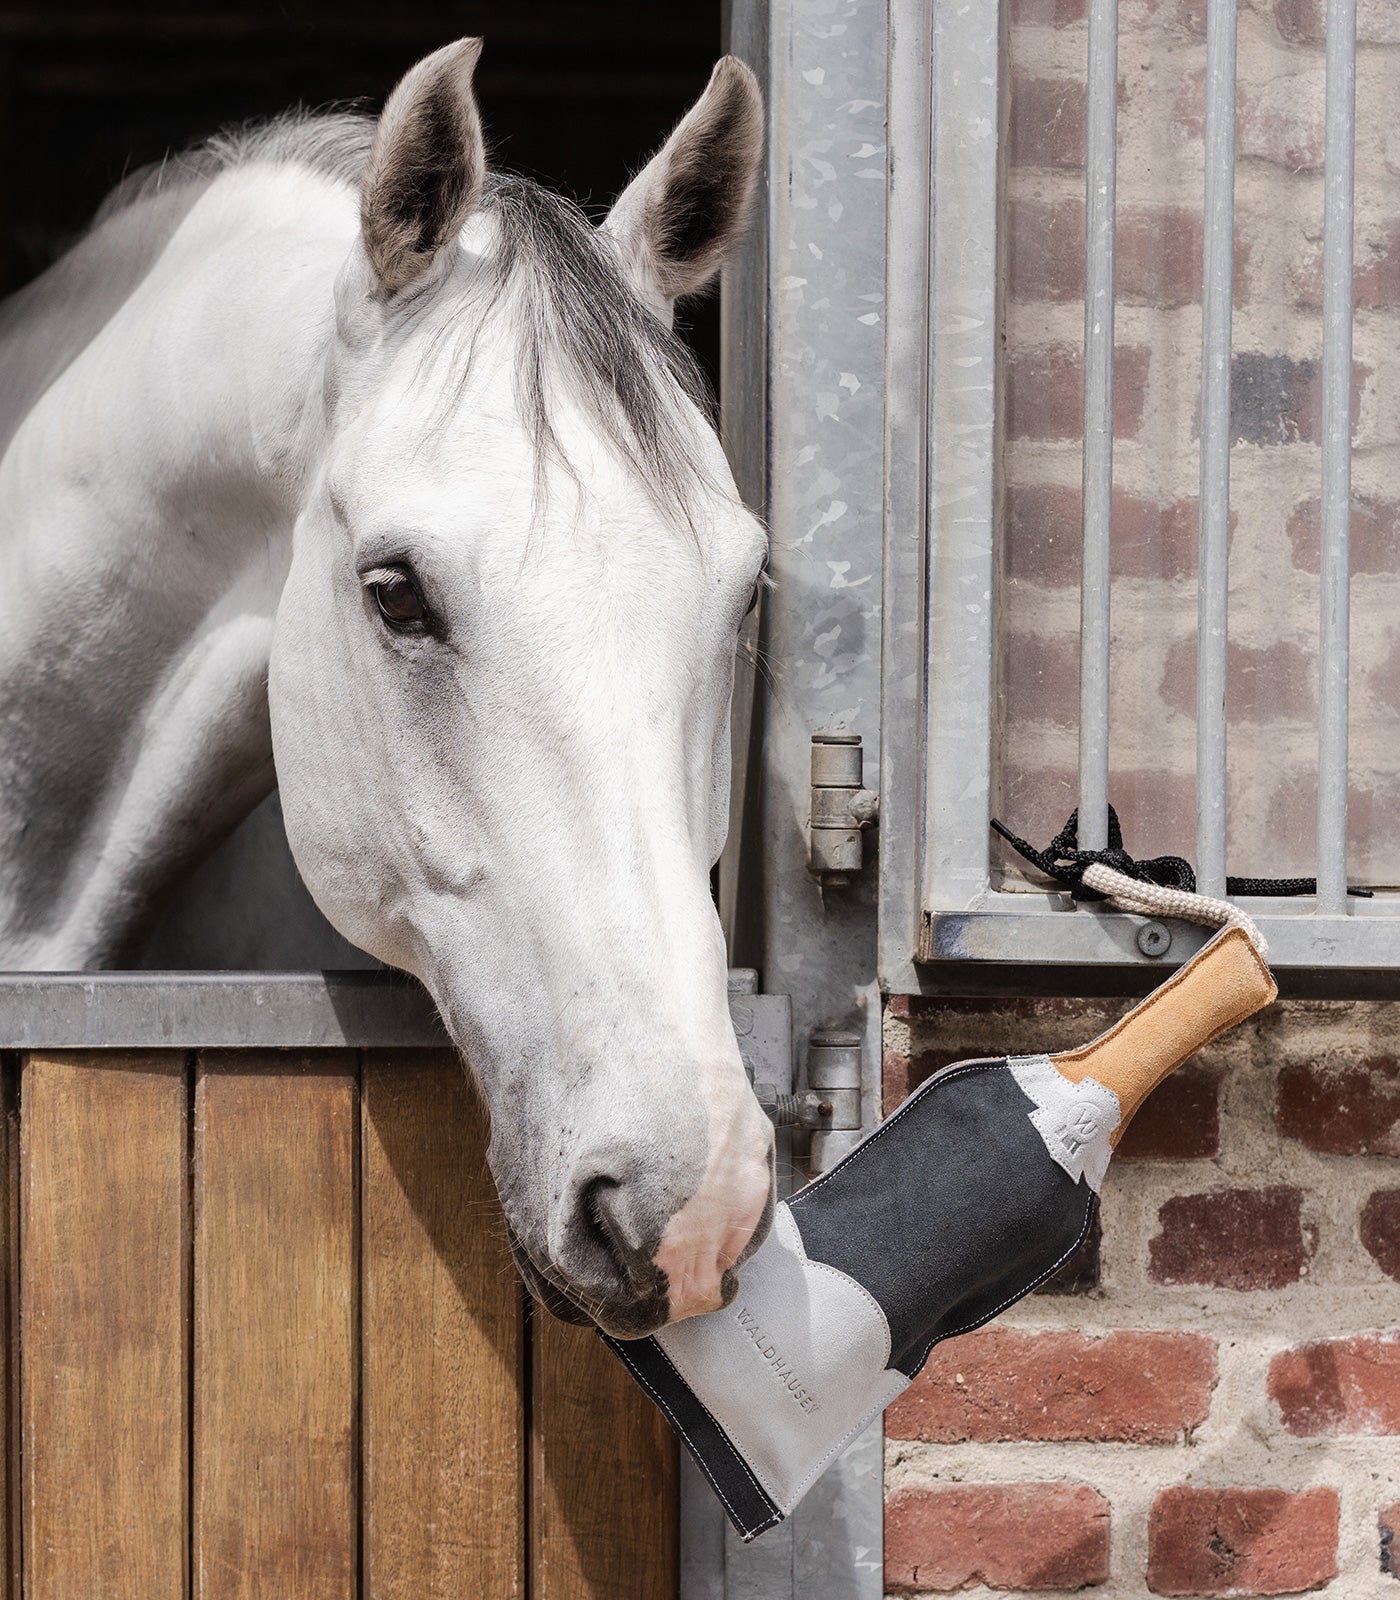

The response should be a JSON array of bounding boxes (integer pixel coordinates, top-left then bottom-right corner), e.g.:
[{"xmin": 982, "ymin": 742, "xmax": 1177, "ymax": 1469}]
[{"xmin": 604, "ymin": 864, "xmax": 1277, "ymax": 1541}]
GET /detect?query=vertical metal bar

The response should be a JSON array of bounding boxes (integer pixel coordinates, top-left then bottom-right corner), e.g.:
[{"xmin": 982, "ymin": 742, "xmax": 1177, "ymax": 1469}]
[
  {"xmin": 1078, "ymin": 0, "xmax": 1119, "ymax": 851},
  {"xmin": 1196, "ymin": 0, "xmax": 1237, "ymax": 898},
  {"xmin": 1317, "ymin": 0, "xmax": 1356, "ymax": 916},
  {"xmin": 717, "ymin": 0, "xmax": 771, "ymax": 964},
  {"xmin": 922, "ymin": 0, "xmax": 1002, "ymax": 912},
  {"xmin": 880, "ymin": 0, "xmax": 932, "ymax": 984}
]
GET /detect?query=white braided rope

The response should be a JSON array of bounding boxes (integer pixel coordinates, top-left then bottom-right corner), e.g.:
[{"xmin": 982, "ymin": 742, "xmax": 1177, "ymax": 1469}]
[{"xmin": 1081, "ymin": 862, "xmax": 1269, "ymax": 959}]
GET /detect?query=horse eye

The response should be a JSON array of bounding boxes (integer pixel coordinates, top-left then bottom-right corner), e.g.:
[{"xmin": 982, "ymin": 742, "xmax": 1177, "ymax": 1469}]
[
  {"xmin": 744, "ymin": 581, "xmax": 761, "ymax": 617},
  {"xmin": 370, "ymin": 570, "xmax": 428, "ymax": 632}
]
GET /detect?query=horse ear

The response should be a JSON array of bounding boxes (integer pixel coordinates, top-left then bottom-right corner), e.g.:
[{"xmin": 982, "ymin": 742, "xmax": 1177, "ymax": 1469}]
[
  {"xmin": 361, "ymin": 38, "xmax": 486, "ymax": 298},
  {"xmin": 602, "ymin": 58, "xmax": 763, "ymax": 316}
]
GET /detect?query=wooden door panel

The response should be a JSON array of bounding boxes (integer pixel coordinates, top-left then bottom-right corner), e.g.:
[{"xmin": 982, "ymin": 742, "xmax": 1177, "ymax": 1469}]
[
  {"xmin": 193, "ymin": 1053, "xmax": 358, "ymax": 1600},
  {"xmin": 0, "ymin": 1058, "xmax": 16, "ymax": 1600},
  {"xmin": 361, "ymin": 1050, "xmax": 525, "ymax": 1599},
  {"xmin": 3, "ymin": 1046, "xmax": 678, "ymax": 1598},
  {"xmin": 531, "ymin": 1315, "xmax": 679, "ymax": 1600},
  {"xmin": 21, "ymin": 1052, "xmax": 189, "ymax": 1600}
]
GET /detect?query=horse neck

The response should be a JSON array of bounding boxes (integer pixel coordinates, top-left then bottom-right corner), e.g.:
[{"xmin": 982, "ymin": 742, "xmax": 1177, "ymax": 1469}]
[{"xmin": 0, "ymin": 163, "xmax": 356, "ymax": 967}]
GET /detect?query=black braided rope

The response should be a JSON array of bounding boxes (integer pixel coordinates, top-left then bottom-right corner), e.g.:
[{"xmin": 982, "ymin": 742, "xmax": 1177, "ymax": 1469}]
[{"xmin": 991, "ymin": 806, "xmax": 1373, "ymax": 901}]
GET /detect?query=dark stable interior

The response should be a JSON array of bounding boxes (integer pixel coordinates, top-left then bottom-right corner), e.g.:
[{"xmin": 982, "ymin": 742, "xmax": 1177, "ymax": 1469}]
[{"xmin": 0, "ymin": 2, "xmax": 722, "ymax": 383}]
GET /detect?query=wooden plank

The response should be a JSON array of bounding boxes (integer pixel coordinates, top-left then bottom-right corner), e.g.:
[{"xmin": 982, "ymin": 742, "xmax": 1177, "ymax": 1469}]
[
  {"xmin": 193, "ymin": 1053, "xmax": 357, "ymax": 1600},
  {"xmin": 0, "ymin": 1056, "xmax": 18, "ymax": 1600},
  {"xmin": 21, "ymin": 1052, "xmax": 189, "ymax": 1600},
  {"xmin": 362, "ymin": 1051, "xmax": 525, "ymax": 1599},
  {"xmin": 531, "ymin": 1313, "xmax": 679, "ymax": 1600}
]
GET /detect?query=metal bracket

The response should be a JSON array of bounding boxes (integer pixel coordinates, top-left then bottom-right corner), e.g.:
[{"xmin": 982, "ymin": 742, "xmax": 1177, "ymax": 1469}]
[{"xmin": 809, "ymin": 733, "xmax": 880, "ymax": 886}]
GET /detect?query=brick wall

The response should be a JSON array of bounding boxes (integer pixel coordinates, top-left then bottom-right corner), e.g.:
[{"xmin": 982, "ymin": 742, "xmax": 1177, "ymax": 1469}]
[
  {"xmin": 886, "ymin": 0, "xmax": 1400, "ymax": 1589},
  {"xmin": 995, "ymin": 0, "xmax": 1400, "ymax": 883},
  {"xmin": 882, "ymin": 995, "xmax": 1400, "ymax": 1596}
]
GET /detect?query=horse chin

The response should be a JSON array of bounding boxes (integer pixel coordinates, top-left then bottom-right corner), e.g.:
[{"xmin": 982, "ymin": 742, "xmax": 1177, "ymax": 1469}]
[{"xmin": 506, "ymin": 1222, "xmax": 673, "ymax": 1339}]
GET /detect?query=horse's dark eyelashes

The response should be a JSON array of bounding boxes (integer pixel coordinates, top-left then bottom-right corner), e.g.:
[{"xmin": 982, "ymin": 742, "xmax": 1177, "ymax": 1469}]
[{"xmin": 364, "ymin": 565, "xmax": 431, "ymax": 634}]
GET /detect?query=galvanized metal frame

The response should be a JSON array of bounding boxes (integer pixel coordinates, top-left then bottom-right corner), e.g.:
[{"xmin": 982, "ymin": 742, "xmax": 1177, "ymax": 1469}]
[
  {"xmin": 878, "ymin": 0, "xmax": 1393, "ymax": 996},
  {"xmin": 0, "ymin": 973, "xmax": 792, "ymax": 1080},
  {"xmin": 714, "ymin": 0, "xmax": 889, "ymax": 1591}
]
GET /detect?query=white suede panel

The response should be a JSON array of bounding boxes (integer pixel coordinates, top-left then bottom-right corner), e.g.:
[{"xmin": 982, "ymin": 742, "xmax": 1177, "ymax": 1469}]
[
  {"xmin": 654, "ymin": 1201, "xmax": 908, "ymax": 1515},
  {"xmin": 1006, "ymin": 1054, "xmax": 1121, "ymax": 1193}
]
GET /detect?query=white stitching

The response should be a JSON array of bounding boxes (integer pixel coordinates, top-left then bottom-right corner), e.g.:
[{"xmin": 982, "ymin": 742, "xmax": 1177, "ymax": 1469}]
[
  {"xmin": 780, "ymin": 1203, "xmax": 895, "ymax": 1369},
  {"xmin": 901, "ymin": 1195, "xmax": 1098, "ymax": 1377},
  {"xmin": 789, "ymin": 1059, "xmax": 1005, "ymax": 1213},
  {"xmin": 651, "ymin": 1331, "xmax": 787, "ymax": 1506},
  {"xmin": 607, "ymin": 1338, "xmax": 782, "ymax": 1540},
  {"xmin": 779, "ymin": 1376, "xmax": 908, "ymax": 1514},
  {"xmin": 655, "ymin": 1202, "xmax": 899, "ymax": 1509},
  {"xmin": 638, "ymin": 1339, "xmax": 782, "ymax": 1521}
]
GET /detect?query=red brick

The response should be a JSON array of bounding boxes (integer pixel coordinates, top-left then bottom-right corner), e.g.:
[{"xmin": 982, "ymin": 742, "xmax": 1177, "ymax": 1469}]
[
  {"xmin": 1118, "ymin": 1062, "xmax": 1223, "ymax": 1160},
  {"xmin": 1177, "ymin": 66, "xmax": 1323, "ymax": 168},
  {"xmin": 1008, "ymin": 198, "xmax": 1237, "ymax": 309},
  {"xmin": 1269, "ymin": 1334, "xmax": 1400, "ymax": 1435},
  {"xmin": 887, "ymin": 1327, "xmax": 1217, "ymax": 1444},
  {"xmin": 1012, "ymin": 198, "xmax": 1246, "ymax": 308},
  {"xmin": 1362, "ymin": 1190, "xmax": 1400, "ymax": 1284},
  {"xmin": 1010, "ymin": 0, "xmax": 1087, "ymax": 23},
  {"xmin": 1009, "ymin": 74, "xmax": 1090, "ymax": 169},
  {"xmin": 1116, "ymin": 206, "xmax": 1210, "ymax": 309},
  {"xmin": 1159, "ymin": 638, "xmax": 1317, "ymax": 723},
  {"xmin": 1288, "ymin": 495, "xmax": 1400, "ymax": 575},
  {"xmin": 1147, "ymin": 1486, "xmax": 1340, "ymax": 1596},
  {"xmin": 886, "ymin": 1483, "xmax": 1111, "ymax": 1593},
  {"xmin": 1148, "ymin": 1187, "xmax": 1315, "ymax": 1290},
  {"xmin": 1239, "ymin": 75, "xmax": 1325, "ymax": 171},
  {"xmin": 1277, "ymin": 1055, "xmax": 1400, "ymax": 1156},
  {"xmin": 1294, "ymin": 219, "xmax": 1400, "ymax": 311},
  {"xmin": 1006, "ymin": 483, "xmax": 1211, "ymax": 587},
  {"xmin": 884, "ymin": 1045, "xmax": 970, "ymax": 1110},
  {"xmin": 1001, "ymin": 631, "xmax": 1080, "ymax": 728},
  {"xmin": 1104, "ymin": 767, "xmax": 1200, "ymax": 865},
  {"xmin": 1005, "ymin": 343, "xmax": 1150, "ymax": 441},
  {"xmin": 1275, "ymin": 0, "xmax": 1400, "ymax": 44},
  {"xmin": 1383, "ymin": 1502, "xmax": 1400, "ymax": 1580}
]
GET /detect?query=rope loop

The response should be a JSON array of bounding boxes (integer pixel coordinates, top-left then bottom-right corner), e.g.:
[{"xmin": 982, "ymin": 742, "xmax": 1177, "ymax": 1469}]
[{"xmin": 1080, "ymin": 862, "xmax": 1269, "ymax": 958}]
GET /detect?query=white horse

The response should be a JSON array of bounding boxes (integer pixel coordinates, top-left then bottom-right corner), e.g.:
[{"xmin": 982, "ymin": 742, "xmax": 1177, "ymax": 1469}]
[{"xmin": 0, "ymin": 39, "xmax": 774, "ymax": 1339}]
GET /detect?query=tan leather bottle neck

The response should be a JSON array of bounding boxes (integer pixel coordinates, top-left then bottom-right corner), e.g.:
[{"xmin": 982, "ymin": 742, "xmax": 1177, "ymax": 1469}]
[{"xmin": 1049, "ymin": 925, "xmax": 1277, "ymax": 1142}]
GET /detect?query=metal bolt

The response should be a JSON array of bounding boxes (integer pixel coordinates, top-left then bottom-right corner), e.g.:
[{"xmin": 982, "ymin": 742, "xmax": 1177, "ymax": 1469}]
[{"xmin": 1137, "ymin": 921, "xmax": 1172, "ymax": 958}]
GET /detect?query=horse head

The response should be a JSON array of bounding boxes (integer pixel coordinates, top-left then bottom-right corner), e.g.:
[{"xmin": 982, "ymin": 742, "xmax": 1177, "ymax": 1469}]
[{"xmin": 269, "ymin": 41, "xmax": 774, "ymax": 1338}]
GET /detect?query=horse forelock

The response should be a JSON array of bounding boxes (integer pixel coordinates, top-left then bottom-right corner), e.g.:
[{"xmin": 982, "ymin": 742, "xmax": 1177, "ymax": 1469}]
[{"xmin": 416, "ymin": 172, "xmax": 722, "ymax": 523}]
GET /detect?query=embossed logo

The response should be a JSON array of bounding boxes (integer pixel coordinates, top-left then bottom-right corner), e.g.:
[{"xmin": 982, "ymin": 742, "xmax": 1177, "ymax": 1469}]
[
  {"xmin": 1006, "ymin": 1055, "xmax": 1121, "ymax": 1193},
  {"xmin": 1057, "ymin": 1099, "xmax": 1113, "ymax": 1157},
  {"xmin": 735, "ymin": 1305, "xmax": 821, "ymax": 1413}
]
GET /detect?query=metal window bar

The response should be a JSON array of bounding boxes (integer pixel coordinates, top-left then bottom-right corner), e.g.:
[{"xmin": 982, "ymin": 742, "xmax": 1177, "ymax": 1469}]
[
  {"xmin": 1078, "ymin": 0, "xmax": 1118, "ymax": 854},
  {"xmin": 889, "ymin": 0, "xmax": 1385, "ymax": 989},
  {"xmin": 1317, "ymin": 0, "xmax": 1357, "ymax": 917},
  {"xmin": 1196, "ymin": 0, "xmax": 1237, "ymax": 900}
]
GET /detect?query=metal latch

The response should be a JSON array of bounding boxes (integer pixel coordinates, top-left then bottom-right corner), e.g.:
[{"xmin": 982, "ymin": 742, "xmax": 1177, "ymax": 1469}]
[
  {"xmin": 809, "ymin": 732, "xmax": 879, "ymax": 885},
  {"xmin": 806, "ymin": 1028, "xmax": 863, "ymax": 1172}
]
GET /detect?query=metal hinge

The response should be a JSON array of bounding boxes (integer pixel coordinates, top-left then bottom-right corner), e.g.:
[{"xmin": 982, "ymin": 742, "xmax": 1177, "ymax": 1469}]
[{"xmin": 808, "ymin": 733, "xmax": 880, "ymax": 885}]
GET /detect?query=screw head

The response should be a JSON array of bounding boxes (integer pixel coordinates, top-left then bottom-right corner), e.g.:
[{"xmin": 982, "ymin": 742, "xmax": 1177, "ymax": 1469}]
[{"xmin": 1137, "ymin": 920, "xmax": 1172, "ymax": 958}]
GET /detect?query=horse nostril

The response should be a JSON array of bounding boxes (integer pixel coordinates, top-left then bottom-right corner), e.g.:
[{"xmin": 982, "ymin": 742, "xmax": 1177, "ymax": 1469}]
[{"xmin": 577, "ymin": 1174, "xmax": 655, "ymax": 1288}]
